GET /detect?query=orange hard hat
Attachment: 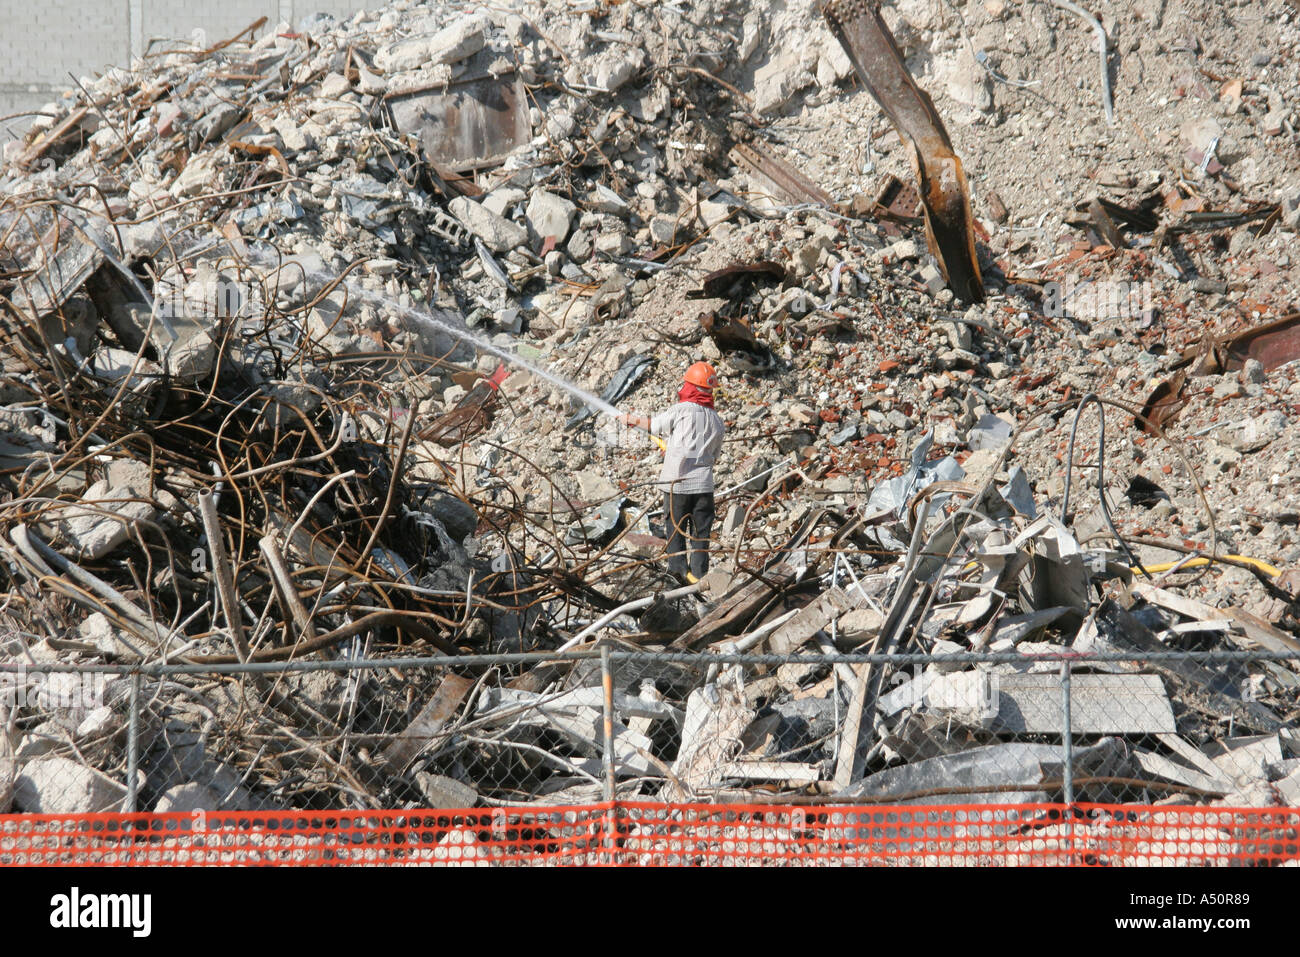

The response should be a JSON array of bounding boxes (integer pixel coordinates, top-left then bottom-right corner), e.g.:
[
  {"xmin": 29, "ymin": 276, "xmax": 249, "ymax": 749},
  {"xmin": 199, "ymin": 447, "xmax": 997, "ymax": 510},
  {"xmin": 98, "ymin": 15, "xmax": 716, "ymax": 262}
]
[{"xmin": 684, "ymin": 361, "xmax": 719, "ymax": 390}]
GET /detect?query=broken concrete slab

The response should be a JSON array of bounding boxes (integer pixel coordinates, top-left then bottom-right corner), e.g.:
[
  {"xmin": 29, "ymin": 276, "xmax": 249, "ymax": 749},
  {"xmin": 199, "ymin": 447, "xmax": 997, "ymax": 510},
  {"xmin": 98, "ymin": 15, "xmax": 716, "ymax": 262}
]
[
  {"xmin": 837, "ymin": 606, "xmax": 885, "ymax": 644},
  {"xmin": 426, "ymin": 14, "xmax": 491, "ymax": 65},
  {"xmin": 1132, "ymin": 749, "xmax": 1229, "ymax": 795},
  {"xmin": 1220, "ymin": 410, "xmax": 1287, "ymax": 453},
  {"xmin": 993, "ymin": 673, "xmax": 1176, "ymax": 735},
  {"xmin": 664, "ymin": 668, "xmax": 754, "ymax": 800},
  {"xmin": 413, "ymin": 772, "xmax": 478, "ymax": 809},
  {"xmin": 376, "ymin": 14, "xmax": 490, "ymax": 72},
  {"xmin": 448, "ymin": 196, "xmax": 529, "ymax": 252},
  {"xmin": 1203, "ymin": 735, "xmax": 1284, "ymax": 786},
  {"xmin": 56, "ymin": 480, "xmax": 159, "ymax": 561},
  {"xmin": 153, "ymin": 782, "xmax": 220, "ymax": 813},
  {"xmin": 12, "ymin": 756, "xmax": 129, "ymax": 813}
]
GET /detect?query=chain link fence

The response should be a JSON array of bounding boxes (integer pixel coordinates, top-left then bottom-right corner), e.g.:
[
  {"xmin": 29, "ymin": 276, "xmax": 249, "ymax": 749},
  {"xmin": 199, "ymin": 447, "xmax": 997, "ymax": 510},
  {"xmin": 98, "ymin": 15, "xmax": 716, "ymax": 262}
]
[{"xmin": 3, "ymin": 648, "xmax": 1297, "ymax": 829}]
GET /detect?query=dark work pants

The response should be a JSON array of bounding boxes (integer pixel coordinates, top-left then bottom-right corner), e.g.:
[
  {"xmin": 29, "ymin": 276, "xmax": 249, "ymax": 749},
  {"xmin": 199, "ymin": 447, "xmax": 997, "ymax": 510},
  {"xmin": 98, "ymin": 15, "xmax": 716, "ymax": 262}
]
[{"xmin": 665, "ymin": 491, "xmax": 715, "ymax": 579}]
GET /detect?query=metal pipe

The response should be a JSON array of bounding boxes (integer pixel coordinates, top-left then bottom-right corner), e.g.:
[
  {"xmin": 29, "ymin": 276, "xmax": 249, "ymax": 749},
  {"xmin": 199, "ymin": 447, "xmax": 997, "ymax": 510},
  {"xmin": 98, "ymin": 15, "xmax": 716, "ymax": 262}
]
[
  {"xmin": 124, "ymin": 671, "xmax": 141, "ymax": 814},
  {"xmin": 556, "ymin": 583, "xmax": 701, "ymax": 651},
  {"xmin": 1061, "ymin": 659, "xmax": 1074, "ymax": 806},
  {"xmin": 199, "ymin": 490, "xmax": 251, "ymax": 662}
]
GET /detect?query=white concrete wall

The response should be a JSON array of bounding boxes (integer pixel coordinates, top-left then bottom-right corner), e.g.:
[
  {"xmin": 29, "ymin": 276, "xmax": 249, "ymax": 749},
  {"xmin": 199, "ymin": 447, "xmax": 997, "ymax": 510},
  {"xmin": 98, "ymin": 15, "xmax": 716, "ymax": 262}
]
[{"xmin": 1, "ymin": 0, "xmax": 371, "ymax": 140}]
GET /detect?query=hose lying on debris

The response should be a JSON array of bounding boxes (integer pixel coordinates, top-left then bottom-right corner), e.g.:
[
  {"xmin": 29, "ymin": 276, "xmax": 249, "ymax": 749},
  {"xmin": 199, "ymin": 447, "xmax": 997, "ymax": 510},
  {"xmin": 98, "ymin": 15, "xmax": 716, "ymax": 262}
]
[{"xmin": 1125, "ymin": 548, "xmax": 1283, "ymax": 582}]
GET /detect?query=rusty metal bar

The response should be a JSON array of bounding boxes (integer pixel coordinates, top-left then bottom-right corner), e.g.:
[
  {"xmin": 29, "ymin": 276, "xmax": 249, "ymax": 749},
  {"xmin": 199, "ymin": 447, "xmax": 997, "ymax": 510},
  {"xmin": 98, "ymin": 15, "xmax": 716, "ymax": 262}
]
[
  {"xmin": 729, "ymin": 140, "xmax": 837, "ymax": 209},
  {"xmin": 821, "ymin": 0, "xmax": 984, "ymax": 303}
]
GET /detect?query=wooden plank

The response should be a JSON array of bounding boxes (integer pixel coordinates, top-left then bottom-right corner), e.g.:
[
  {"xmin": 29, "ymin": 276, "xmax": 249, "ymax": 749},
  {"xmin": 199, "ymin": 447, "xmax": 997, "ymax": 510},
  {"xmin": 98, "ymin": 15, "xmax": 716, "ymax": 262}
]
[
  {"xmin": 832, "ymin": 663, "xmax": 870, "ymax": 790},
  {"xmin": 379, "ymin": 673, "xmax": 474, "ymax": 774},
  {"xmin": 767, "ymin": 587, "xmax": 857, "ymax": 655},
  {"xmin": 669, "ymin": 563, "xmax": 800, "ymax": 650},
  {"xmin": 1130, "ymin": 582, "xmax": 1300, "ymax": 654},
  {"xmin": 16, "ymin": 107, "xmax": 89, "ymax": 168},
  {"xmin": 717, "ymin": 762, "xmax": 822, "ymax": 785}
]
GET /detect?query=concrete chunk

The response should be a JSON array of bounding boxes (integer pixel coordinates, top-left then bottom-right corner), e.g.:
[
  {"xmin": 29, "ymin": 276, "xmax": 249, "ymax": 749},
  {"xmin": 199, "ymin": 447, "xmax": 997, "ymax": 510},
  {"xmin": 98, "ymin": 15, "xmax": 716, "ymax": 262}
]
[
  {"xmin": 449, "ymin": 196, "xmax": 529, "ymax": 253},
  {"xmin": 57, "ymin": 479, "xmax": 158, "ymax": 560},
  {"xmin": 1204, "ymin": 735, "xmax": 1283, "ymax": 786},
  {"xmin": 153, "ymin": 782, "xmax": 220, "ymax": 813},
  {"xmin": 525, "ymin": 190, "xmax": 577, "ymax": 243},
  {"xmin": 13, "ymin": 757, "xmax": 128, "ymax": 813},
  {"xmin": 414, "ymin": 772, "xmax": 478, "ymax": 809},
  {"xmin": 427, "ymin": 15, "xmax": 490, "ymax": 65}
]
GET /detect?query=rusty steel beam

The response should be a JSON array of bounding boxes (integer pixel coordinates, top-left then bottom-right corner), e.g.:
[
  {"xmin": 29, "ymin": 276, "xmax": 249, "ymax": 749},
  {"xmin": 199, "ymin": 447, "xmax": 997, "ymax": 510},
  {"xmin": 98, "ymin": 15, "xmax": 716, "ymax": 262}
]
[
  {"xmin": 821, "ymin": 0, "xmax": 984, "ymax": 303},
  {"xmin": 729, "ymin": 140, "xmax": 837, "ymax": 209}
]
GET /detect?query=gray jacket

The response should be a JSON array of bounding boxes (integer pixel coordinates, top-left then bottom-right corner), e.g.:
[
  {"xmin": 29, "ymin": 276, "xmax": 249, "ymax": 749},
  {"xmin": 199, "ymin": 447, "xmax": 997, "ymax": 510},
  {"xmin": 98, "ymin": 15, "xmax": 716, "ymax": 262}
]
[{"xmin": 651, "ymin": 402, "xmax": 725, "ymax": 494}]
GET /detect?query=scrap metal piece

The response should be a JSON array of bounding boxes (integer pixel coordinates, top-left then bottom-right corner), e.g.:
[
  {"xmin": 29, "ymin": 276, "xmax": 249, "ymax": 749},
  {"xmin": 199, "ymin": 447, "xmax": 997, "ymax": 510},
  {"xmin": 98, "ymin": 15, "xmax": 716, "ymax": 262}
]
[
  {"xmin": 872, "ymin": 172, "xmax": 924, "ymax": 223},
  {"xmin": 1088, "ymin": 198, "xmax": 1126, "ymax": 248},
  {"xmin": 840, "ymin": 737, "xmax": 1130, "ymax": 803},
  {"xmin": 564, "ymin": 353, "xmax": 654, "ymax": 431},
  {"xmin": 1200, "ymin": 311, "xmax": 1300, "ymax": 373},
  {"xmin": 424, "ymin": 364, "xmax": 508, "ymax": 446},
  {"xmin": 387, "ymin": 71, "xmax": 530, "ymax": 171},
  {"xmin": 728, "ymin": 140, "xmax": 836, "ymax": 209},
  {"xmin": 1137, "ymin": 367, "xmax": 1188, "ymax": 434},
  {"xmin": 379, "ymin": 673, "xmax": 476, "ymax": 774},
  {"xmin": 4, "ymin": 213, "xmax": 104, "ymax": 319},
  {"xmin": 698, "ymin": 311, "xmax": 774, "ymax": 373},
  {"xmin": 1139, "ymin": 312, "xmax": 1300, "ymax": 433},
  {"xmin": 821, "ymin": 0, "xmax": 984, "ymax": 303},
  {"xmin": 564, "ymin": 497, "xmax": 628, "ymax": 547},
  {"xmin": 474, "ymin": 237, "xmax": 518, "ymax": 294},
  {"xmin": 1167, "ymin": 203, "xmax": 1280, "ymax": 235},
  {"xmin": 689, "ymin": 260, "xmax": 785, "ymax": 300}
]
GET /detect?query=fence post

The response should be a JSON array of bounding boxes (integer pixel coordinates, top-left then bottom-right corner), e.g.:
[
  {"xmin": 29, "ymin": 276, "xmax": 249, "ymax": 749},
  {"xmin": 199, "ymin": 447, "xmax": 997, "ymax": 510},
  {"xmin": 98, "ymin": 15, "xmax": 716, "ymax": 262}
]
[
  {"xmin": 1061, "ymin": 658, "xmax": 1075, "ymax": 862},
  {"xmin": 600, "ymin": 644, "xmax": 617, "ymax": 864},
  {"xmin": 601, "ymin": 644, "xmax": 616, "ymax": 803},
  {"xmin": 1060, "ymin": 659, "xmax": 1073, "ymax": 806},
  {"xmin": 124, "ymin": 671, "xmax": 141, "ymax": 813}
]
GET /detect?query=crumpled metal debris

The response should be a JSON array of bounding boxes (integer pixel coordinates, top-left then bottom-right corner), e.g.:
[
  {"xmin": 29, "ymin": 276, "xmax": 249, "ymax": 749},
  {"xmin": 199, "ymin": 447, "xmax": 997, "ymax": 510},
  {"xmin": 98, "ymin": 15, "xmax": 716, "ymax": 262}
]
[
  {"xmin": 565, "ymin": 353, "xmax": 655, "ymax": 430},
  {"xmin": 866, "ymin": 430, "xmax": 965, "ymax": 516}
]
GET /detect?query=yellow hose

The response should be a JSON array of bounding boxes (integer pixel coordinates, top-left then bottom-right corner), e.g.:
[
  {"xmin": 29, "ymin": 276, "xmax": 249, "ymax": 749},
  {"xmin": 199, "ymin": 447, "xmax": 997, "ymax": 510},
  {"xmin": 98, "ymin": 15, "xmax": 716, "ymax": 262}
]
[{"xmin": 1130, "ymin": 555, "xmax": 1282, "ymax": 578}]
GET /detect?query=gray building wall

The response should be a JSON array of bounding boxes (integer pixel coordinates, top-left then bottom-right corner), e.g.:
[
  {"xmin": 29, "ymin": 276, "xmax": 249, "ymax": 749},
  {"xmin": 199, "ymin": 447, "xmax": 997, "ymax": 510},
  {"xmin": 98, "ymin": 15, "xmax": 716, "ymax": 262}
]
[{"xmin": 1, "ymin": 1, "xmax": 371, "ymax": 140}]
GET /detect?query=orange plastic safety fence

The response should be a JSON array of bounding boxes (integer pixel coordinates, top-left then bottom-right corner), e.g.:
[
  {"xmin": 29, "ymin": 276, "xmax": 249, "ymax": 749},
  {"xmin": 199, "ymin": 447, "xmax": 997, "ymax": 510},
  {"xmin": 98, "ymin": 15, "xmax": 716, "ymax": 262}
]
[{"xmin": 1, "ymin": 803, "xmax": 1297, "ymax": 866}]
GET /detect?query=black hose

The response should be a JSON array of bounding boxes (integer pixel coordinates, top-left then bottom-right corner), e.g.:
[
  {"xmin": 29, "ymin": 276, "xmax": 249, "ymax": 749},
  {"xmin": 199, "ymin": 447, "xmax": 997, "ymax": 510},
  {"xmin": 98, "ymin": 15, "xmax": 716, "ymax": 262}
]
[{"xmin": 1060, "ymin": 393, "xmax": 1150, "ymax": 579}]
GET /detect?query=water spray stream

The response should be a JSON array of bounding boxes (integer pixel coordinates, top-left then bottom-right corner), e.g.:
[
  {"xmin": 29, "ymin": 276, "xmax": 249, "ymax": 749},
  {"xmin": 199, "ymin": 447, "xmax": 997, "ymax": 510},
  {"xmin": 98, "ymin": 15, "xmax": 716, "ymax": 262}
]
[
  {"xmin": 255, "ymin": 257, "xmax": 622, "ymax": 420},
  {"xmin": 386, "ymin": 297, "xmax": 621, "ymax": 419}
]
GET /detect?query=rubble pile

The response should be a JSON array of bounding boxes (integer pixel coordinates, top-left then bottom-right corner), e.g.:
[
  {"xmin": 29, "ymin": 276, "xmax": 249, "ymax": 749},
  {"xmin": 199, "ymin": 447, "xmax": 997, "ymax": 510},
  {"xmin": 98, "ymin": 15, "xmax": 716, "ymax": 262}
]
[{"xmin": 1, "ymin": 0, "xmax": 1299, "ymax": 815}]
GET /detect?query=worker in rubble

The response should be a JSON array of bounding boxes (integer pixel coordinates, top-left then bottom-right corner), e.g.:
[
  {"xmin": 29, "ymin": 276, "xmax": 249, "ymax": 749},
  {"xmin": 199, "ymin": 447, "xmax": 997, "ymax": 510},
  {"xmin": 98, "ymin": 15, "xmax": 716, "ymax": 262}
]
[{"xmin": 620, "ymin": 362, "xmax": 725, "ymax": 583}]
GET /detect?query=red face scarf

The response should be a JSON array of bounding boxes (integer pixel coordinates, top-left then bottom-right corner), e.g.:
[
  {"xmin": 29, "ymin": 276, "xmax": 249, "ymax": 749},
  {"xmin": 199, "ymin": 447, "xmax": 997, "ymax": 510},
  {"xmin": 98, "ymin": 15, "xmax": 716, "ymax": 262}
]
[{"xmin": 678, "ymin": 383, "xmax": 715, "ymax": 408}]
